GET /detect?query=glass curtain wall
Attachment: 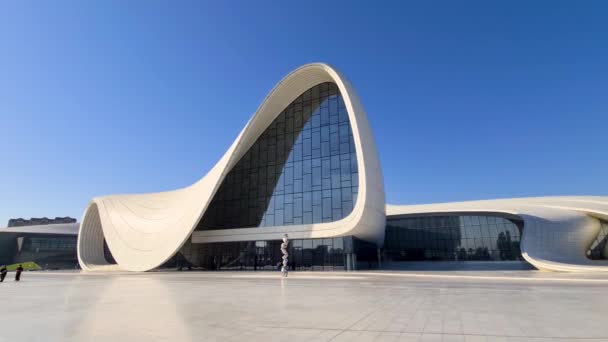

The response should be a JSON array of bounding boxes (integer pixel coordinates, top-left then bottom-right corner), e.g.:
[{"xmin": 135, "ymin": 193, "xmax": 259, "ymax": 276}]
[
  {"xmin": 181, "ymin": 237, "xmax": 349, "ymax": 271},
  {"xmin": 176, "ymin": 236, "xmax": 379, "ymax": 271},
  {"xmin": 197, "ymin": 82, "xmax": 358, "ymax": 231},
  {"xmin": 14, "ymin": 234, "xmax": 79, "ymax": 269},
  {"xmin": 384, "ymin": 215, "xmax": 523, "ymax": 261},
  {"xmin": 23, "ymin": 236, "xmax": 77, "ymax": 252}
]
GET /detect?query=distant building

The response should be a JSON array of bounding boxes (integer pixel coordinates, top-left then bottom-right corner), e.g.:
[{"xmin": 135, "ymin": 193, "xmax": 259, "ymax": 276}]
[
  {"xmin": 0, "ymin": 220, "xmax": 79, "ymax": 270},
  {"xmin": 7, "ymin": 217, "xmax": 77, "ymax": 227}
]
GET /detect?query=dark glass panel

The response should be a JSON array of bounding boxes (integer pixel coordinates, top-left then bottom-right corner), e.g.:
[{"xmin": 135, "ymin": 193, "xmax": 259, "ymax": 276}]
[
  {"xmin": 197, "ymin": 82, "xmax": 358, "ymax": 231},
  {"xmin": 384, "ymin": 215, "xmax": 523, "ymax": 262}
]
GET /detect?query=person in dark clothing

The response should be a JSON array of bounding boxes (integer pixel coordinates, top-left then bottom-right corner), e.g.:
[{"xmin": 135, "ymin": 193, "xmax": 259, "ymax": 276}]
[
  {"xmin": 0, "ymin": 265, "xmax": 7, "ymax": 282},
  {"xmin": 15, "ymin": 265, "xmax": 23, "ymax": 282}
]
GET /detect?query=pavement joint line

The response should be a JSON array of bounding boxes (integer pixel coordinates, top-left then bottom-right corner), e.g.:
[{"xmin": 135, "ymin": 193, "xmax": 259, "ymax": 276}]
[
  {"xmin": 254, "ymin": 325, "xmax": 606, "ymax": 340},
  {"xmin": 327, "ymin": 299, "xmax": 394, "ymax": 341}
]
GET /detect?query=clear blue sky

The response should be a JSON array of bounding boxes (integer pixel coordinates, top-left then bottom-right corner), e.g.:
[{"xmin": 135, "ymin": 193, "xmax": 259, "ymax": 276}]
[{"xmin": 1, "ymin": 1, "xmax": 607, "ymax": 225}]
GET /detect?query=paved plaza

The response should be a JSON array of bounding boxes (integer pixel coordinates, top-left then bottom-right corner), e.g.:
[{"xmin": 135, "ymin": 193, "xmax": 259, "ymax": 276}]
[{"xmin": 2, "ymin": 270, "xmax": 608, "ymax": 341}]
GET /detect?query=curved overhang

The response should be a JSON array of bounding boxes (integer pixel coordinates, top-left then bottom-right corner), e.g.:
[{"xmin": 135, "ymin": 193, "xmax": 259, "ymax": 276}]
[
  {"xmin": 78, "ymin": 63, "xmax": 386, "ymax": 272},
  {"xmin": 387, "ymin": 196, "xmax": 608, "ymax": 272}
]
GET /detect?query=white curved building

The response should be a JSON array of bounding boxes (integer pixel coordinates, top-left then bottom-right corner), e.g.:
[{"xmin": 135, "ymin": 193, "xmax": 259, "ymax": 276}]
[{"xmin": 78, "ymin": 63, "xmax": 608, "ymax": 272}]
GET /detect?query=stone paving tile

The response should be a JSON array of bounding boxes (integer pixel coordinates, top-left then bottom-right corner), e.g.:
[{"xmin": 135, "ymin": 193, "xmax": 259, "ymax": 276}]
[
  {"xmin": 2, "ymin": 271, "xmax": 608, "ymax": 342},
  {"xmin": 419, "ymin": 333, "xmax": 443, "ymax": 342},
  {"xmin": 397, "ymin": 333, "xmax": 422, "ymax": 341},
  {"xmin": 372, "ymin": 332, "xmax": 401, "ymax": 342},
  {"xmin": 441, "ymin": 334, "xmax": 466, "ymax": 342},
  {"xmin": 308, "ymin": 329, "xmax": 342, "ymax": 342}
]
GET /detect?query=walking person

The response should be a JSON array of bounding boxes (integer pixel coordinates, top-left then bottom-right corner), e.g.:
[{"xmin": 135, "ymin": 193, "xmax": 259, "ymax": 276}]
[
  {"xmin": 0, "ymin": 265, "xmax": 7, "ymax": 282},
  {"xmin": 15, "ymin": 264, "xmax": 23, "ymax": 282}
]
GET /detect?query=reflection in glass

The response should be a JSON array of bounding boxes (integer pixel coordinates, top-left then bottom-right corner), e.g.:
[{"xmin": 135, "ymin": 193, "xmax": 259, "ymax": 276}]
[
  {"xmin": 179, "ymin": 236, "xmax": 359, "ymax": 271},
  {"xmin": 384, "ymin": 215, "xmax": 523, "ymax": 261}
]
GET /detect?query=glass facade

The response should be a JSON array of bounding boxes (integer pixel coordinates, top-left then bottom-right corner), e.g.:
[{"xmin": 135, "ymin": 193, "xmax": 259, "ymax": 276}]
[
  {"xmin": 587, "ymin": 219, "xmax": 608, "ymax": 260},
  {"xmin": 197, "ymin": 82, "xmax": 358, "ymax": 230},
  {"xmin": 384, "ymin": 215, "xmax": 523, "ymax": 262},
  {"xmin": 22, "ymin": 236, "xmax": 77, "ymax": 253},
  {"xmin": 177, "ymin": 236, "xmax": 378, "ymax": 271},
  {"xmin": 0, "ymin": 234, "xmax": 80, "ymax": 270}
]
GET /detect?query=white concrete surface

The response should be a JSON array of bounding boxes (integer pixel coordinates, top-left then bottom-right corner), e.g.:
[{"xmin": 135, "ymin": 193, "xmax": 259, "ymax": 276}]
[{"xmin": 2, "ymin": 271, "xmax": 608, "ymax": 341}]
